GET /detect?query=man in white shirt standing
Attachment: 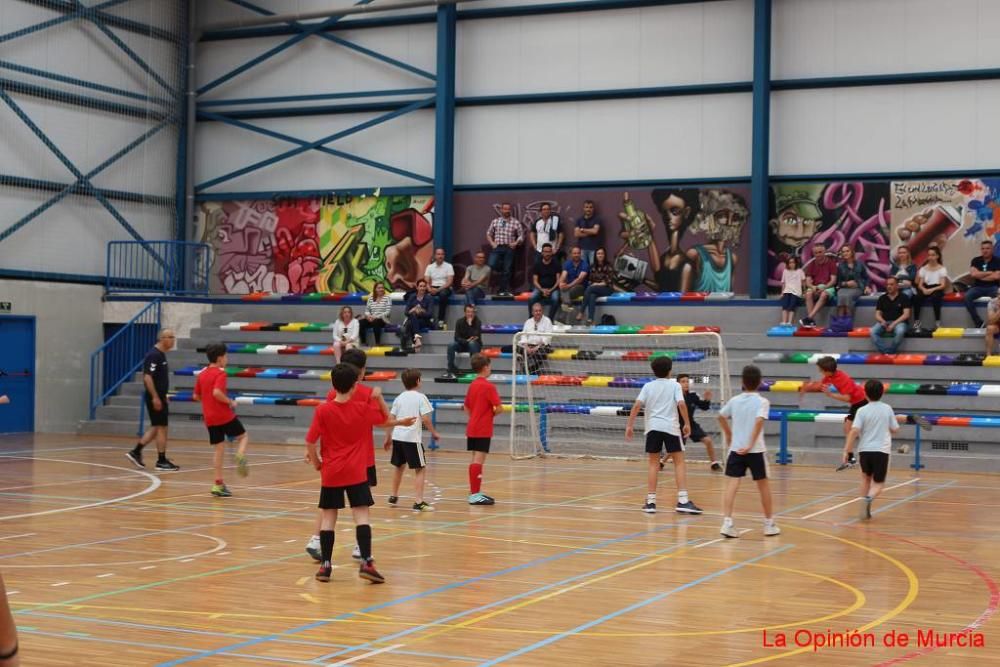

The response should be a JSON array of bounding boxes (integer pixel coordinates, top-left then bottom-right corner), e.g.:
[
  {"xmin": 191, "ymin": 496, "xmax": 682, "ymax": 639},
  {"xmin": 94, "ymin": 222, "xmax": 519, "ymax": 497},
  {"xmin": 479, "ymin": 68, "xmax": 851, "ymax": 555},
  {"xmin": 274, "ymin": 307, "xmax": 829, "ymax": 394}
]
[
  {"xmin": 424, "ymin": 248, "xmax": 455, "ymax": 329},
  {"xmin": 530, "ymin": 203, "xmax": 564, "ymax": 261},
  {"xmin": 518, "ymin": 302, "xmax": 552, "ymax": 375}
]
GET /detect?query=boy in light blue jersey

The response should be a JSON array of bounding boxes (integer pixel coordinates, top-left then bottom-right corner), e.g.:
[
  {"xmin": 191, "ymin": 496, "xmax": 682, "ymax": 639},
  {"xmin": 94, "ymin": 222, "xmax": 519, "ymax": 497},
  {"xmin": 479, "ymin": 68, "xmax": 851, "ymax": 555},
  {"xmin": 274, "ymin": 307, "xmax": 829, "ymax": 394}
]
[
  {"xmin": 718, "ymin": 365, "xmax": 779, "ymax": 538},
  {"xmin": 844, "ymin": 379, "xmax": 899, "ymax": 520}
]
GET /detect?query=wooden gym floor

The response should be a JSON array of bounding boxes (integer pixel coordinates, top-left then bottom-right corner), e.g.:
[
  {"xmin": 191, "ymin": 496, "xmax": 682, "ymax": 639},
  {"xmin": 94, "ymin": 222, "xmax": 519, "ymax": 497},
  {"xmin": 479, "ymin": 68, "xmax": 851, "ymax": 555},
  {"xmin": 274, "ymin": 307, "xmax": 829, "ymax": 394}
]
[{"xmin": 1, "ymin": 434, "xmax": 998, "ymax": 666}]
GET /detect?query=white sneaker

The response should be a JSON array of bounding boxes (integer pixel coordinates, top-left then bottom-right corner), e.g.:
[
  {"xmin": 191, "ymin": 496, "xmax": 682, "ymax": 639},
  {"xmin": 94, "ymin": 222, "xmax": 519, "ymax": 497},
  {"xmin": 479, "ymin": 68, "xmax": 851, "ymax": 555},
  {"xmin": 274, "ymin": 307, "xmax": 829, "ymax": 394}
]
[
  {"xmin": 763, "ymin": 522, "xmax": 781, "ymax": 536},
  {"xmin": 720, "ymin": 522, "xmax": 739, "ymax": 538},
  {"xmin": 351, "ymin": 544, "xmax": 362, "ymax": 561},
  {"xmin": 305, "ymin": 535, "xmax": 321, "ymax": 561}
]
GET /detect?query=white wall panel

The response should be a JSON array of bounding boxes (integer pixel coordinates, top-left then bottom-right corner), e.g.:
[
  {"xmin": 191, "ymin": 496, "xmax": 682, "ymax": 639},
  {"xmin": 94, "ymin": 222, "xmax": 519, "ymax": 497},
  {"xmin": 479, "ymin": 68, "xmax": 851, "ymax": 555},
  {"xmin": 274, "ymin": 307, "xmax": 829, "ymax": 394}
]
[
  {"xmin": 195, "ymin": 109, "xmax": 435, "ymax": 192},
  {"xmin": 457, "ymin": 1, "xmax": 752, "ymax": 96},
  {"xmin": 771, "ymin": 81, "xmax": 1000, "ymax": 175},
  {"xmin": 196, "ymin": 24, "xmax": 437, "ymax": 101},
  {"xmin": 455, "ymin": 94, "xmax": 751, "ymax": 185},
  {"xmin": 773, "ymin": 0, "xmax": 1000, "ymax": 79}
]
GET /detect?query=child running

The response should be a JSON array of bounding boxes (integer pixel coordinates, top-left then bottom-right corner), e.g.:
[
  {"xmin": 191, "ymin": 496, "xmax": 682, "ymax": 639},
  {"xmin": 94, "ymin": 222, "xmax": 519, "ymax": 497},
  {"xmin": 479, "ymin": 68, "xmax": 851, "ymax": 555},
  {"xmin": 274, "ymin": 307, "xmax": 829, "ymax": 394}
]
[
  {"xmin": 193, "ymin": 343, "xmax": 249, "ymax": 497},
  {"xmin": 465, "ymin": 353, "xmax": 502, "ymax": 505},
  {"xmin": 625, "ymin": 356, "xmax": 702, "ymax": 514},
  {"xmin": 718, "ymin": 365, "xmax": 779, "ymax": 538},
  {"xmin": 385, "ymin": 369, "xmax": 441, "ymax": 511},
  {"xmin": 660, "ymin": 373, "xmax": 721, "ymax": 472},
  {"xmin": 305, "ymin": 364, "xmax": 416, "ymax": 583},
  {"xmin": 845, "ymin": 379, "xmax": 898, "ymax": 520},
  {"xmin": 305, "ymin": 348, "xmax": 387, "ymax": 562}
]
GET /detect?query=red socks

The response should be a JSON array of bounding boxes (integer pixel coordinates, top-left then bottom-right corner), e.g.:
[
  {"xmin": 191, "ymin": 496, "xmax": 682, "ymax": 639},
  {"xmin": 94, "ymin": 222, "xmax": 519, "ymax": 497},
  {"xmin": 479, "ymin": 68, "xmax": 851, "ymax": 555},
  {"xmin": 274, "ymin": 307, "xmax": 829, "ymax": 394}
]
[{"xmin": 469, "ymin": 463, "xmax": 483, "ymax": 494}]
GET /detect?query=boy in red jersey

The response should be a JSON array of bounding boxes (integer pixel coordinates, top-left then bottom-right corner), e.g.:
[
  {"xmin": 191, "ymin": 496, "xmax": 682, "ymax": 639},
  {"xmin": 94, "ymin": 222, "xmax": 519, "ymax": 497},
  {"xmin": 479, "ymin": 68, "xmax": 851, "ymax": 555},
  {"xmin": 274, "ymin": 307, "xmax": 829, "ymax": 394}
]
[
  {"xmin": 306, "ymin": 364, "xmax": 416, "ymax": 583},
  {"xmin": 464, "ymin": 354, "xmax": 502, "ymax": 505},
  {"xmin": 802, "ymin": 356, "xmax": 930, "ymax": 470},
  {"xmin": 304, "ymin": 348, "xmax": 388, "ymax": 562},
  {"xmin": 193, "ymin": 343, "xmax": 249, "ymax": 497}
]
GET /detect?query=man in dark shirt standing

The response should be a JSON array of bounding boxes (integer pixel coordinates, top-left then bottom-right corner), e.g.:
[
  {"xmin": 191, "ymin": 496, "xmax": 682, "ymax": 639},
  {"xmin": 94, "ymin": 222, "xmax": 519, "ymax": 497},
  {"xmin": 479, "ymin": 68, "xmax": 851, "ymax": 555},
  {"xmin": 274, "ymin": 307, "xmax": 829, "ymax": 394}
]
[
  {"xmin": 870, "ymin": 276, "xmax": 911, "ymax": 354},
  {"xmin": 529, "ymin": 243, "xmax": 561, "ymax": 320},
  {"xmin": 444, "ymin": 305, "xmax": 483, "ymax": 379},
  {"xmin": 127, "ymin": 329, "xmax": 180, "ymax": 471},
  {"xmin": 964, "ymin": 239, "xmax": 1000, "ymax": 328},
  {"xmin": 573, "ymin": 200, "xmax": 602, "ymax": 267}
]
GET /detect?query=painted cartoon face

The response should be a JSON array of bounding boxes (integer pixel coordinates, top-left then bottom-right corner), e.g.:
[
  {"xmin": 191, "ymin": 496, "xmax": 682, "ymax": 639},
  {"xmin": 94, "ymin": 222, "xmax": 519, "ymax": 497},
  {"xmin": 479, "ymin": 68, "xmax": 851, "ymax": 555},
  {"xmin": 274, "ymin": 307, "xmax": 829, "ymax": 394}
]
[
  {"xmin": 771, "ymin": 210, "xmax": 822, "ymax": 249},
  {"xmin": 660, "ymin": 194, "xmax": 689, "ymax": 232}
]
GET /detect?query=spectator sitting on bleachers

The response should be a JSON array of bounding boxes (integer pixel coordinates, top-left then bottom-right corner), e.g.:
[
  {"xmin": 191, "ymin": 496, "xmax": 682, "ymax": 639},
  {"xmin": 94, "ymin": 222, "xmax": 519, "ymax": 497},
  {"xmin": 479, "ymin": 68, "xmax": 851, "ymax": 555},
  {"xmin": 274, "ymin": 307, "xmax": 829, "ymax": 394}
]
[
  {"xmin": 401, "ymin": 279, "xmax": 433, "ymax": 351},
  {"xmin": 985, "ymin": 294, "xmax": 1000, "ymax": 356},
  {"xmin": 424, "ymin": 248, "xmax": 454, "ymax": 329},
  {"xmin": 529, "ymin": 243, "xmax": 561, "ymax": 320},
  {"xmin": 332, "ymin": 306, "xmax": 360, "ymax": 362},
  {"xmin": 870, "ymin": 277, "xmax": 911, "ymax": 354},
  {"xmin": 444, "ymin": 304, "xmax": 482, "ymax": 379},
  {"xmin": 581, "ymin": 247, "xmax": 616, "ymax": 325},
  {"xmin": 461, "ymin": 250, "xmax": 491, "ymax": 306},
  {"xmin": 890, "ymin": 245, "xmax": 917, "ymax": 298},
  {"xmin": 800, "ymin": 242, "xmax": 836, "ymax": 327},
  {"xmin": 558, "ymin": 246, "xmax": 589, "ymax": 324},
  {"xmin": 964, "ymin": 239, "xmax": 1000, "ymax": 328},
  {"xmin": 358, "ymin": 282, "xmax": 391, "ymax": 346},
  {"xmin": 834, "ymin": 244, "xmax": 867, "ymax": 324},
  {"xmin": 911, "ymin": 246, "xmax": 949, "ymax": 332},
  {"xmin": 519, "ymin": 302, "xmax": 553, "ymax": 375}
]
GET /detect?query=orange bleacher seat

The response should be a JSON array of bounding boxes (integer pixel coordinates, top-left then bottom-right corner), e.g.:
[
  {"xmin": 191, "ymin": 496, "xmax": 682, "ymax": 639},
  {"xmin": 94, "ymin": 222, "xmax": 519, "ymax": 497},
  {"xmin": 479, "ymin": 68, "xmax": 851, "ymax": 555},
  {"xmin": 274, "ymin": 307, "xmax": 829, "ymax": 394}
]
[
  {"xmin": 936, "ymin": 416, "xmax": 971, "ymax": 427},
  {"xmin": 848, "ymin": 327, "xmax": 871, "ymax": 338},
  {"xmin": 483, "ymin": 347, "xmax": 502, "ymax": 358},
  {"xmin": 296, "ymin": 398, "xmax": 323, "ymax": 406},
  {"xmin": 622, "ymin": 350, "xmax": 652, "ymax": 360},
  {"xmin": 532, "ymin": 375, "xmax": 583, "ymax": 386},
  {"xmin": 514, "ymin": 291, "xmax": 533, "ymax": 301},
  {"xmin": 364, "ymin": 371, "xmax": 396, "ymax": 381},
  {"xmin": 893, "ymin": 354, "xmax": 926, "ymax": 365},
  {"xmin": 639, "ymin": 326, "xmax": 667, "ymax": 334},
  {"xmin": 241, "ymin": 322, "xmax": 269, "ymax": 331}
]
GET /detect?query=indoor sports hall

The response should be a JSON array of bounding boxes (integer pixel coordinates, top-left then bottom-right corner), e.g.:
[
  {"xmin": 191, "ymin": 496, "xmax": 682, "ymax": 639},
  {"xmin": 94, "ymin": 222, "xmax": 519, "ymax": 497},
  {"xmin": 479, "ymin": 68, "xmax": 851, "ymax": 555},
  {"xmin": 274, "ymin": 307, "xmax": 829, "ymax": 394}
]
[{"xmin": 1, "ymin": 1, "xmax": 999, "ymax": 666}]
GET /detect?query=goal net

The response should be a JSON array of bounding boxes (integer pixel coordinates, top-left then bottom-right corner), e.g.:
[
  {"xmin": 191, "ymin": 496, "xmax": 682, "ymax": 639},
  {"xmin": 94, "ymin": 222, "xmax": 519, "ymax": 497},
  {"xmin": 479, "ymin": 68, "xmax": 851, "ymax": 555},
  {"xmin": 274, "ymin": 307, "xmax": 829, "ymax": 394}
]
[{"xmin": 509, "ymin": 331, "xmax": 730, "ymax": 460}]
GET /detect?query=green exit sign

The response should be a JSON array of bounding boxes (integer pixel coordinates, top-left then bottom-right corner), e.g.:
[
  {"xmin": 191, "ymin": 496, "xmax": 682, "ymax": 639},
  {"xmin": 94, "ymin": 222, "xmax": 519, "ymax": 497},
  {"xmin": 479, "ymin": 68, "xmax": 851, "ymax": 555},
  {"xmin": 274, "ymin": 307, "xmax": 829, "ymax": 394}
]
[{"xmin": 0, "ymin": 302, "xmax": 10, "ymax": 313}]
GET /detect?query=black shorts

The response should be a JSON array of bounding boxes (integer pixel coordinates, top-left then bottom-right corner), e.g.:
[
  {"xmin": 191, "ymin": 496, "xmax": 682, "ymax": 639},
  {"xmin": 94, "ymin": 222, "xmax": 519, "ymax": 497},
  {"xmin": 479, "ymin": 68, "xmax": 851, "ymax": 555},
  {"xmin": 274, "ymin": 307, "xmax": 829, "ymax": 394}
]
[
  {"xmin": 367, "ymin": 464, "xmax": 377, "ymax": 487},
  {"xmin": 846, "ymin": 400, "xmax": 869, "ymax": 422},
  {"xmin": 859, "ymin": 452, "xmax": 890, "ymax": 483},
  {"xmin": 467, "ymin": 437, "xmax": 492, "ymax": 453},
  {"xmin": 645, "ymin": 431, "xmax": 684, "ymax": 454},
  {"xmin": 390, "ymin": 440, "xmax": 426, "ymax": 469},
  {"xmin": 207, "ymin": 418, "xmax": 245, "ymax": 445},
  {"xmin": 687, "ymin": 423, "xmax": 708, "ymax": 443},
  {"xmin": 725, "ymin": 451, "xmax": 768, "ymax": 480},
  {"xmin": 145, "ymin": 395, "xmax": 168, "ymax": 427},
  {"xmin": 318, "ymin": 482, "xmax": 374, "ymax": 510}
]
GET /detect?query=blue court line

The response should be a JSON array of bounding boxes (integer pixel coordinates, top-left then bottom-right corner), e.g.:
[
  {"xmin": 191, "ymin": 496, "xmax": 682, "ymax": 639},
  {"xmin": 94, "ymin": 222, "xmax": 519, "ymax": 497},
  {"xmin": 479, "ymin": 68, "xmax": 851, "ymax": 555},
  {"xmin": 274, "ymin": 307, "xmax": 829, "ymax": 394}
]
[
  {"xmin": 477, "ymin": 544, "xmax": 795, "ymax": 666},
  {"xmin": 843, "ymin": 480, "xmax": 956, "ymax": 526},
  {"xmin": 311, "ymin": 530, "xmax": 703, "ymax": 662},
  {"xmin": 155, "ymin": 519, "xmax": 692, "ymax": 667}
]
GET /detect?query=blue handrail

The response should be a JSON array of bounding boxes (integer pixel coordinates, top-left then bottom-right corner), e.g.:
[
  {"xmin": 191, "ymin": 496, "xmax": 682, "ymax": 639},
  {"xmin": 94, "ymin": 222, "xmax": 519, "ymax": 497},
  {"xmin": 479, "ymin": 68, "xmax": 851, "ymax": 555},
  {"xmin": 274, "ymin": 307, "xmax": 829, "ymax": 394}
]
[
  {"xmin": 106, "ymin": 240, "xmax": 211, "ymax": 295},
  {"xmin": 89, "ymin": 299, "xmax": 161, "ymax": 419}
]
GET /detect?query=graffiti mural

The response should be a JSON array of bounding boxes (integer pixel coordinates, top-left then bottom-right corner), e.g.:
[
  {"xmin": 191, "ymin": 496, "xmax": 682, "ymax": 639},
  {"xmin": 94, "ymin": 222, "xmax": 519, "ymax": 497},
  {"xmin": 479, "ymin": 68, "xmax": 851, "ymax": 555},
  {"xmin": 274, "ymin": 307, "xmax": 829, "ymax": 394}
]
[
  {"xmin": 196, "ymin": 195, "xmax": 434, "ymax": 294},
  {"xmin": 451, "ymin": 187, "xmax": 752, "ymax": 294}
]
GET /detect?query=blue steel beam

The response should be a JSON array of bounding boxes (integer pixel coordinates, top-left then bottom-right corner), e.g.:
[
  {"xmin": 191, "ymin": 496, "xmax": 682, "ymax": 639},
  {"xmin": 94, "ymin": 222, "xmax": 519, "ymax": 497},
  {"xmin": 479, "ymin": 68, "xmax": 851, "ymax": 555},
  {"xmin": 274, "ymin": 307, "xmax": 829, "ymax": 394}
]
[
  {"xmin": 199, "ymin": 87, "xmax": 435, "ymax": 108},
  {"xmin": 196, "ymin": 98, "xmax": 434, "ymax": 190},
  {"xmin": 196, "ymin": 104, "xmax": 435, "ymax": 191},
  {"xmin": 748, "ymin": 0, "xmax": 771, "ymax": 299},
  {"xmin": 0, "ymin": 76, "xmax": 172, "ymax": 120},
  {"xmin": 197, "ymin": 100, "xmax": 410, "ymax": 120},
  {"xmin": 201, "ymin": 12, "xmax": 436, "ymax": 41},
  {"xmin": 197, "ymin": 0, "xmax": 375, "ymax": 96},
  {"xmin": 772, "ymin": 67, "xmax": 1000, "ymax": 90},
  {"xmin": 433, "ymin": 3, "xmax": 456, "ymax": 256},
  {"xmin": 0, "ymin": 60, "xmax": 174, "ymax": 107},
  {"xmin": 0, "ymin": 88, "xmax": 169, "ymax": 259},
  {"xmin": 0, "ymin": 174, "xmax": 174, "ymax": 206},
  {"xmin": 14, "ymin": 0, "xmax": 178, "ymax": 41},
  {"xmin": 1, "ymin": 0, "xmax": 132, "ymax": 44}
]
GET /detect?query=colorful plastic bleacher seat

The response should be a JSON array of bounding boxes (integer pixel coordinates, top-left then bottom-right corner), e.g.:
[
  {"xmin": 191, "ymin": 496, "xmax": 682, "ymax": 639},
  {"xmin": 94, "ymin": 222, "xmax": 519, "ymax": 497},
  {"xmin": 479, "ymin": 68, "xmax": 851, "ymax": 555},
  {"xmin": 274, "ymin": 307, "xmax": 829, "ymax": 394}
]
[
  {"xmin": 946, "ymin": 383, "xmax": 982, "ymax": 396},
  {"xmin": 767, "ymin": 325, "xmax": 795, "ymax": 337}
]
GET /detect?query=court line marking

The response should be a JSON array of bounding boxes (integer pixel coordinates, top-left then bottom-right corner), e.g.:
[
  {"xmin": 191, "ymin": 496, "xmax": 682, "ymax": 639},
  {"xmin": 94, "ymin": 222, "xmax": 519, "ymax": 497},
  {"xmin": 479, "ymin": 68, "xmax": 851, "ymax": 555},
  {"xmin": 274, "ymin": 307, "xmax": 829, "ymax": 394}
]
[
  {"xmin": 0, "ymin": 457, "xmax": 160, "ymax": 521},
  {"xmin": 0, "ymin": 532, "xmax": 227, "ymax": 568},
  {"xmin": 0, "ymin": 532, "xmax": 36, "ymax": 540},
  {"xmin": 327, "ymin": 644, "xmax": 403, "ymax": 666},
  {"xmin": 476, "ymin": 545, "xmax": 794, "ymax": 666},
  {"xmin": 799, "ymin": 477, "xmax": 920, "ymax": 519}
]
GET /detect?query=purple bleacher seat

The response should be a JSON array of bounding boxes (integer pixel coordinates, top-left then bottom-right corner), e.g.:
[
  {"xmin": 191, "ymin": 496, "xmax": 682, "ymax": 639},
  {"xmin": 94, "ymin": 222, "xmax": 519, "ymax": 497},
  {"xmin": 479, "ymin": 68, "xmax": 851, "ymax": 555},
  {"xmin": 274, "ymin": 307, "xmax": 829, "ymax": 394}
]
[{"xmin": 923, "ymin": 354, "xmax": 955, "ymax": 366}]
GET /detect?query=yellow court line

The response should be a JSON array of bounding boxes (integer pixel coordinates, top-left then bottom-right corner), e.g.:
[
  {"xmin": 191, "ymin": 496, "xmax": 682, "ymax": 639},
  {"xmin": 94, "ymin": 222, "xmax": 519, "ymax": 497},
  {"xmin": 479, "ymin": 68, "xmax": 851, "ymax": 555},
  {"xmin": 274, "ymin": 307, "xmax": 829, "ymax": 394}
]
[{"xmin": 724, "ymin": 525, "xmax": 920, "ymax": 666}]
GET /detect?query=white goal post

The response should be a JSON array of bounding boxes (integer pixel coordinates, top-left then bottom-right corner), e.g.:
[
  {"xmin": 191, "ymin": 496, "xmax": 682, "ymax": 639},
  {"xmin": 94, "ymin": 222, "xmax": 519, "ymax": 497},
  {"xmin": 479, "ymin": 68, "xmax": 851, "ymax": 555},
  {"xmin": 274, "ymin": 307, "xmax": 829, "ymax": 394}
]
[{"xmin": 509, "ymin": 331, "xmax": 730, "ymax": 460}]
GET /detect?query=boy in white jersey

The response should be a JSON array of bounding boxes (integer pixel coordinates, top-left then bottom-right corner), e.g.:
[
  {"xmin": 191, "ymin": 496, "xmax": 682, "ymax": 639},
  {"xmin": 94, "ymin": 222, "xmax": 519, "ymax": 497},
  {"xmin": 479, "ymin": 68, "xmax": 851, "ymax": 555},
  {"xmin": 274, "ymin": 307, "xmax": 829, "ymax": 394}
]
[
  {"xmin": 718, "ymin": 365, "xmax": 780, "ymax": 538},
  {"xmin": 625, "ymin": 356, "xmax": 702, "ymax": 515},
  {"xmin": 385, "ymin": 369, "xmax": 440, "ymax": 511},
  {"xmin": 844, "ymin": 379, "xmax": 899, "ymax": 520}
]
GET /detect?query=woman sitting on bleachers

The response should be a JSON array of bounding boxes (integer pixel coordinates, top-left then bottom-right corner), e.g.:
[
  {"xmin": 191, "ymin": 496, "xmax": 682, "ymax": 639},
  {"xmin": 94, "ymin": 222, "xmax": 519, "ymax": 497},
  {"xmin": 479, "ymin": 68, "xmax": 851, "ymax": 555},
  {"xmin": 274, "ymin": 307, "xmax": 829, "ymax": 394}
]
[
  {"xmin": 911, "ymin": 246, "xmax": 950, "ymax": 332},
  {"xmin": 580, "ymin": 247, "xmax": 617, "ymax": 325},
  {"xmin": 833, "ymin": 245, "xmax": 868, "ymax": 327},
  {"xmin": 358, "ymin": 282, "xmax": 392, "ymax": 346},
  {"xmin": 890, "ymin": 245, "xmax": 917, "ymax": 298},
  {"xmin": 332, "ymin": 306, "xmax": 360, "ymax": 362},
  {"xmin": 401, "ymin": 279, "xmax": 434, "ymax": 351}
]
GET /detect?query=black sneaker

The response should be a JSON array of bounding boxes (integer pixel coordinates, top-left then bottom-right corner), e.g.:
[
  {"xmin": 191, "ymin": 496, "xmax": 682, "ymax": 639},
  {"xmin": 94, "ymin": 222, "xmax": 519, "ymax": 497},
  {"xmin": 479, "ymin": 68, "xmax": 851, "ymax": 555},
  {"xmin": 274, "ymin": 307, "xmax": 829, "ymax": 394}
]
[
  {"xmin": 676, "ymin": 501, "xmax": 703, "ymax": 514},
  {"xmin": 641, "ymin": 502, "xmax": 656, "ymax": 514},
  {"xmin": 710, "ymin": 461, "xmax": 723, "ymax": 472},
  {"xmin": 388, "ymin": 495, "xmax": 398, "ymax": 505},
  {"xmin": 155, "ymin": 458, "xmax": 180, "ymax": 471},
  {"xmin": 125, "ymin": 449, "xmax": 144, "ymax": 469},
  {"xmin": 412, "ymin": 501, "xmax": 434, "ymax": 512}
]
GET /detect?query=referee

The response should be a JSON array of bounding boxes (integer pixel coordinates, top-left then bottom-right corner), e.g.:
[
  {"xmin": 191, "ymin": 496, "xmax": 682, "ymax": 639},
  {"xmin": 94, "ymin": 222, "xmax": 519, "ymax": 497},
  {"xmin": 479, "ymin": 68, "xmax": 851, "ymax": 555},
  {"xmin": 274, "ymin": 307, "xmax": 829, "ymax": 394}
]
[{"xmin": 126, "ymin": 329, "xmax": 180, "ymax": 471}]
